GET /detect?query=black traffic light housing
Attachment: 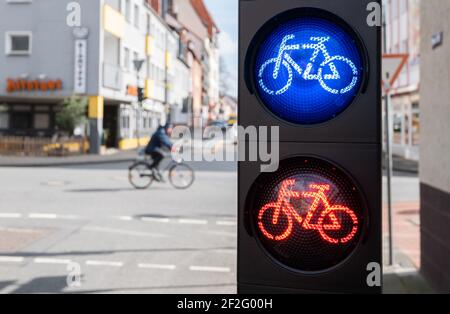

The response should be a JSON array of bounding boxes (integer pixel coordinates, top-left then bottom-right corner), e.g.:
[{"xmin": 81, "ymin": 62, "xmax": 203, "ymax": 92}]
[
  {"xmin": 238, "ymin": 0, "xmax": 382, "ymax": 294},
  {"xmin": 137, "ymin": 87, "xmax": 146, "ymax": 103}
]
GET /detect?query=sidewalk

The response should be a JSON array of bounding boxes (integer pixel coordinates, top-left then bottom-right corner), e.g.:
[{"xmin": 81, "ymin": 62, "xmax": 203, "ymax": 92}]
[
  {"xmin": 383, "ymin": 153, "xmax": 419, "ymax": 173},
  {"xmin": 383, "ymin": 250, "xmax": 433, "ymax": 294},
  {"xmin": 0, "ymin": 149, "xmax": 137, "ymax": 167}
]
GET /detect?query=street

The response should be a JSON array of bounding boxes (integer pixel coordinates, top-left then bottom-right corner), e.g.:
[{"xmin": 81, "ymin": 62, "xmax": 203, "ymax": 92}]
[
  {"xmin": 0, "ymin": 154, "xmax": 421, "ymax": 294},
  {"xmin": 0, "ymin": 159, "xmax": 237, "ymax": 294}
]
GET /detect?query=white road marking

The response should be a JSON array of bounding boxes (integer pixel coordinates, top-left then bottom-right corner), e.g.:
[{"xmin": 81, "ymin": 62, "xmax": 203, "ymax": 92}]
[
  {"xmin": 28, "ymin": 213, "xmax": 58, "ymax": 219},
  {"xmin": 216, "ymin": 221, "xmax": 237, "ymax": 226},
  {"xmin": 141, "ymin": 217, "xmax": 171, "ymax": 223},
  {"xmin": 34, "ymin": 258, "xmax": 72, "ymax": 265},
  {"xmin": 86, "ymin": 260, "xmax": 124, "ymax": 267},
  {"xmin": 138, "ymin": 263, "xmax": 176, "ymax": 270},
  {"xmin": 0, "ymin": 213, "xmax": 81, "ymax": 220},
  {"xmin": 189, "ymin": 266, "xmax": 231, "ymax": 273},
  {"xmin": 0, "ymin": 213, "xmax": 22, "ymax": 219},
  {"xmin": 116, "ymin": 216, "xmax": 134, "ymax": 221},
  {"xmin": 178, "ymin": 219, "xmax": 208, "ymax": 225},
  {"xmin": 0, "ymin": 256, "xmax": 24, "ymax": 263}
]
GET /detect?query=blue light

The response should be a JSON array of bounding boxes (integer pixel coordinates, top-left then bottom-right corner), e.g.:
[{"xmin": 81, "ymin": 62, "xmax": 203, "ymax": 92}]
[{"xmin": 254, "ymin": 16, "xmax": 363, "ymax": 125}]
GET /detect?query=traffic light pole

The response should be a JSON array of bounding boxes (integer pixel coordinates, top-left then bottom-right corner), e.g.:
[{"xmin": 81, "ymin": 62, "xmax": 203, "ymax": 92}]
[
  {"xmin": 136, "ymin": 72, "xmax": 141, "ymax": 150},
  {"xmin": 384, "ymin": 90, "xmax": 394, "ymax": 266},
  {"xmin": 383, "ymin": 14, "xmax": 394, "ymax": 266}
]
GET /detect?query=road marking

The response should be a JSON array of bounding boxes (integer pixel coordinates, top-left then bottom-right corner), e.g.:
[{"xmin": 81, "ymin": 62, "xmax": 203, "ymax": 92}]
[
  {"xmin": 141, "ymin": 217, "xmax": 171, "ymax": 223},
  {"xmin": 28, "ymin": 213, "xmax": 58, "ymax": 219},
  {"xmin": 138, "ymin": 263, "xmax": 176, "ymax": 270},
  {"xmin": 0, "ymin": 256, "xmax": 24, "ymax": 263},
  {"xmin": 216, "ymin": 221, "xmax": 237, "ymax": 226},
  {"xmin": 0, "ymin": 213, "xmax": 22, "ymax": 219},
  {"xmin": 34, "ymin": 258, "xmax": 72, "ymax": 265},
  {"xmin": 178, "ymin": 219, "xmax": 208, "ymax": 225},
  {"xmin": 189, "ymin": 266, "xmax": 231, "ymax": 273},
  {"xmin": 116, "ymin": 216, "xmax": 134, "ymax": 221},
  {"xmin": 86, "ymin": 260, "xmax": 124, "ymax": 267}
]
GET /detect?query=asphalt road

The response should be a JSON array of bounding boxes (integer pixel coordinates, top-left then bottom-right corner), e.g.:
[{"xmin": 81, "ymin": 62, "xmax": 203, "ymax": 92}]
[
  {"xmin": 0, "ymin": 155, "xmax": 419, "ymax": 294},
  {"xmin": 0, "ymin": 159, "xmax": 237, "ymax": 294}
]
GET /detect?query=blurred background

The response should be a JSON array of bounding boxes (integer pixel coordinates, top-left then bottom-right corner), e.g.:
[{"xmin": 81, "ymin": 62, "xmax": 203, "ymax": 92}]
[{"xmin": 0, "ymin": 0, "xmax": 448, "ymax": 294}]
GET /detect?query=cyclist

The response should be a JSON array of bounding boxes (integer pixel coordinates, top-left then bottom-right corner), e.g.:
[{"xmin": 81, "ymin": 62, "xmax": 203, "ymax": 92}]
[{"xmin": 145, "ymin": 123, "xmax": 173, "ymax": 181}]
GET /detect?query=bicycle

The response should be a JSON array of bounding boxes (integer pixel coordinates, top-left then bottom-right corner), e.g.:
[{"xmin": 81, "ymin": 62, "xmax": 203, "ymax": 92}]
[
  {"xmin": 257, "ymin": 179, "xmax": 359, "ymax": 244},
  {"xmin": 258, "ymin": 35, "xmax": 359, "ymax": 96},
  {"xmin": 128, "ymin": 149, "xmax": 195, "ymax": 190}
]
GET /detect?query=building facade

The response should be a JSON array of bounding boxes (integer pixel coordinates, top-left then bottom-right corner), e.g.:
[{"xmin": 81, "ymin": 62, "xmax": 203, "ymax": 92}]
[
  {"xmin": 165, "ymin": 0, "xmax": 220, "ymax": 128},
  {"xmin": 420, "ymin": 0, "xmax": 450, "ymax": 293},
  {"xmin": 383, "ymin": 0, "xmax": 421, "ymax": 161},
  {"xmin": 0, "ymin": 0, "xmax": 193, "ymax": 154}
]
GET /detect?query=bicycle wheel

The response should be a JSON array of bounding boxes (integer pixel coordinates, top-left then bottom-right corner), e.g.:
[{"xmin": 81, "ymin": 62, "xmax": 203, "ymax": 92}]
[
  {"xmin": 258, "ymin": 58, "xmax": 293, "ymax": 96},
  {"xmin": 317, "ymin": 206, "xmax": 359, "ymax": 245},
  {"xmin": 257, "ymin": 203, "xmax": 293, "ymax": 241},
  {"xmin": 318, "ymin": 56, "xmax": 359, "ymax": 95},
  {"xmin": 168, "ymin": 163, "xmax": 195, "ymax": 190},
  {"xmin": 128, "ymin": 162, "xmax": 154, "ymax": 189}
]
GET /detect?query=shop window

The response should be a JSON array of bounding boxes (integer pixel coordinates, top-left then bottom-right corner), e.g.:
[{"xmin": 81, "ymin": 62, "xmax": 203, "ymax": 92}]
[
  {"xmin": 11, "ymin": 112, "xmax": 32, "ymax": 130},
  {"xmin": 13, "ymin": 104, "xmax": 31, "ymax": 111},
  {"xmin": 393, "ymin": 114, "xmax": 403, "ymax": 145},
  {"xmin": 0, "ymin": 112, "xmax": 9, "ymax": 129},
  {"xmin": 34, "ymin": 113, "xmax": 50, "ymax": 129}
]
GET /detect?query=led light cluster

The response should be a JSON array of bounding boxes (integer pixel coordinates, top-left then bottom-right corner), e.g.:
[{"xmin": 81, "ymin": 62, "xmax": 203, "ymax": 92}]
[
  {"xmin": 254, "ymin": 16, "xmax": 363, "ymax": 125},
  {"xmin": 249, "ymin": 157, "xmax": 365, "ymax": 272}
]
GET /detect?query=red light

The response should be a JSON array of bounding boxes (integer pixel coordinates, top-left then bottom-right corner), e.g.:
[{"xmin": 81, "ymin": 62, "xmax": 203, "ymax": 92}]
[
  {"xmin": 258, "ymin": 181, "xmax": 359, "ymax": 244},
  {"xmin": 248, "ymin": 157, "xmax": 365, "ymax": 272}
]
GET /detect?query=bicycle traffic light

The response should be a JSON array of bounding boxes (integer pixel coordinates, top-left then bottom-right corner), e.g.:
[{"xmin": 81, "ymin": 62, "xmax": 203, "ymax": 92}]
[
  {"xmin": 137, "ymin": 87, "xmax": 146, "ymax": 103},
  {"xmin": 238, "ymin": 0, "xmax": 382, "ymax": 294}
]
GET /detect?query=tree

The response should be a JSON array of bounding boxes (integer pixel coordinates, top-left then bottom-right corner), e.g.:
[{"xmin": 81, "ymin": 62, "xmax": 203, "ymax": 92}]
[{"xmin": 56, "ymin": 95, "xmax": 88, "ymax": 136}]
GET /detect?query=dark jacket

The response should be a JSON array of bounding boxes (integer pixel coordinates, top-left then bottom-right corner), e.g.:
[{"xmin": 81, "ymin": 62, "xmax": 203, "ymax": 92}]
[{"xmin": 145, "ymin": 126, "xmax": 173, "ymax": 155}]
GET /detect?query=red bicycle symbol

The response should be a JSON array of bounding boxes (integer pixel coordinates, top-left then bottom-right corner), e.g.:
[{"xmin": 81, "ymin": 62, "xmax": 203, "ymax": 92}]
[{"xmin": 258, "ymin": 179, "xmax": 359, "ymax": 244}]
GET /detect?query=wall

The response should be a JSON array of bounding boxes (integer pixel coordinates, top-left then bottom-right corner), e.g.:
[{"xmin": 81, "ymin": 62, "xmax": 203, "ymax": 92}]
[
  {"xmin": 0, "ymin": 0, "xmax": 101, "ymax": 99},
  {"xmin": 420, "ymin": 0, "xmax": 450, "ymax": 293}
]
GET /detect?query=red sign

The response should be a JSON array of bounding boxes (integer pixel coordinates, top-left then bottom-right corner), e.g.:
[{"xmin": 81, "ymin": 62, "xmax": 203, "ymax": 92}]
[{"xmin": 7, "ymin": 78, "xmax": 63, "ymax": 93}]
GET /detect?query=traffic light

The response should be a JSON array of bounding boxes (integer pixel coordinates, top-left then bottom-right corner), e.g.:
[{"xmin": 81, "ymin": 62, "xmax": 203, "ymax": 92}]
[
  {"xmin": 238, "ymin": 0, "xmax": 381, "ymax": 294},
  {"xmin": 137, "ymin": 87, "xmax": 145, "ymax": 103}
]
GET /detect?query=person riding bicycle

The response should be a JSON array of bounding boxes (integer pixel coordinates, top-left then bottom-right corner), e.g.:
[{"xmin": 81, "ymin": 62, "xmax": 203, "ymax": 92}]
[{"xmin": 145, "ymin": 123, "xmax": 173, "ymax": 181}]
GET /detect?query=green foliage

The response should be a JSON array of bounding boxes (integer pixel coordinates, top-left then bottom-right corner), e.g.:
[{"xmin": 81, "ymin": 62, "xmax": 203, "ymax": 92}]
[{"xmin": 56, "ymin": 96, "xmax": 88, "ymax": 135}]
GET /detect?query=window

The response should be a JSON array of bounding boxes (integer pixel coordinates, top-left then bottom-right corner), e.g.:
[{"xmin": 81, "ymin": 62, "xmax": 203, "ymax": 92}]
[
  {"xmin": 5, "ymin": 32, "xmax": 32, "ymax": 55},
  {"xmin": 133, "ymin": 51, "xmax": 139, "ymax": 70},
  {"xmin": 146, "ymin": 14, "xmax": 151, "ymax": 34},
  {"xmin": 134, "ymin": 4, "xmax": 140, "ymax": 28},
  {"xmin": 123, "ymin": 47, "xmax": 130, "ymax": 70},
  {"xmin": 124, "ymin": 0, "xmax": 131, "ymax": 22},
  {"xmin": 0, "ymin": 112, "xmax": 9, "ymax": 129},
  {"xmin": 34, "ymin": 113, "xmax": 50, "ymax": 129}
]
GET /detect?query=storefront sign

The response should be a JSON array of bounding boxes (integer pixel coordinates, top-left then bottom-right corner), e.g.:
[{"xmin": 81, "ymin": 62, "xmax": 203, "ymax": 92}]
[
  {"xmin": 127, "ymin": 85, "xmax": 138, "ymax": 96},
  {"xmin": 6, "ymin": 79, "xmax": 63, "ymax": 92},
  {"xmin": 74, "ymin": 39, "xmax": 87, "ymax": 94}
]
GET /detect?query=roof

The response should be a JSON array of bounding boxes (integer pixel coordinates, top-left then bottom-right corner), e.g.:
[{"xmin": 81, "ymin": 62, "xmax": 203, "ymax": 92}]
[{"xmin": 190, "ymin": 0, "xmax": 220, "ymax": 37}]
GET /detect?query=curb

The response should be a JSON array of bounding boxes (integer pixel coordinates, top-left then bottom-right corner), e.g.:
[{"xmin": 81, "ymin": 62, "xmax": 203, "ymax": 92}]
[{"xmin": 0, "ymin": 157, "xmax": 135, "ymax": 168}]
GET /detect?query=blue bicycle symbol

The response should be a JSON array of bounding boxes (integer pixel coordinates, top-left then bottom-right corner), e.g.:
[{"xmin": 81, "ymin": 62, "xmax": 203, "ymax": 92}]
[{"xmin": 258, "ymin": 34, "xmax": 360, "ymax": 96}]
